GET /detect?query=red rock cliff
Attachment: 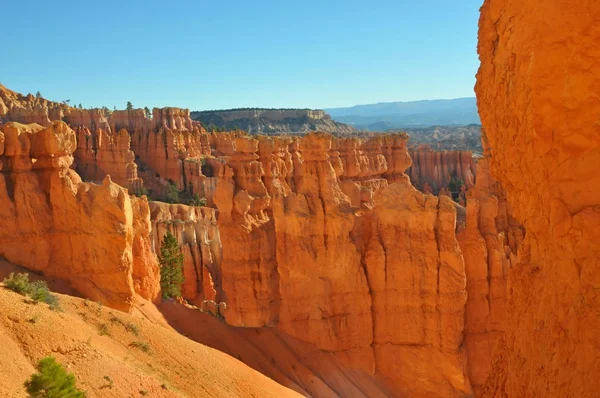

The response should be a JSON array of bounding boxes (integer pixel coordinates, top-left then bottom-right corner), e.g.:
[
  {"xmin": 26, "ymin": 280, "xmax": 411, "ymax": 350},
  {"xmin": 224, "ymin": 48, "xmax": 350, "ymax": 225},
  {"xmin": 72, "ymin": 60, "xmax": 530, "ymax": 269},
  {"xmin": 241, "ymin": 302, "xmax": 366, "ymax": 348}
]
[
  {"xmin": 476, "ymin": 1, "xmax": 600, "ymax": 396},
  {"xmin": 408, "ymin": 145, "xmax": 477, "ymax": 193},
  {"xmin": 0, "ymin": 121, "xmax": 160, "ymax": 311},
  {"xmin": 201, "ymin": 132, "xmax": 471, "ymax": 397}
]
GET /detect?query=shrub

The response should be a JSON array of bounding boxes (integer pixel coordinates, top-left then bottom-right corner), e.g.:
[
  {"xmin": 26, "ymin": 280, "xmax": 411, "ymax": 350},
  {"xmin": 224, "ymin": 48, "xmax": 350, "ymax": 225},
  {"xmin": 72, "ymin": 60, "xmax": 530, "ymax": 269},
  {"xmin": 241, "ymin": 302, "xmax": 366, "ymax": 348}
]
[
  {"xmin": 159, "ymin": 231, "xmax": 184, "ymax": 299},
  {"xmin": 129, "ymin": 341, "xmax": 150, "ymax": 353},
  {"xmin": 98, "ymin": 324, "xmax": 110, "ymax": 336},
  {"xmin": 164, "ymin": 182, "xmax": 180, "ymax": 204},
  {"xmin": 3, "ymin": 272, "xmax": 32, "ymax": 295},
  {"xmin": 24, "ymin": 356, "xmax": 86, "ymax": 398},
  {"xmin": 133, "ymin": 187, "xmax": 149, "ymax": 198},
  {"xmin": 3, "ymin": 273, "xmax": 61, "ymax": 311},
  {"xmin": 189, "ymin": 193, "xmax": 207, "ymax": 207},
  {"xmin": 125, "ymin": 322, "xmax": 140, "ymax": 336}
]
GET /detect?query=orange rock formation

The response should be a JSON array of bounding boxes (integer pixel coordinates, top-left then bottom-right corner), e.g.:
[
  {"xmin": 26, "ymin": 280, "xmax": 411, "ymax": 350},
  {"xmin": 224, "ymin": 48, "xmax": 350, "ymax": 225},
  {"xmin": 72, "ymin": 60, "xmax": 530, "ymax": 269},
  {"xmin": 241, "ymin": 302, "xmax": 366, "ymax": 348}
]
[
  {"xmin": 0, "ymin": 121, "xmax": 159, "ymax": 311},
  {"xmin": 457, "ymin": 154, "xmax": 523, "ymax": 394},
  {"xmin": 408, "ymin": 145, "xmax": 477, "ymax": 193},
  {"xmin": 476, "ymin": 1, "xmax": 600, "ymax": 396},
  {"xmin": 0, "ymin": 83, "xmax": 527, "ymax": 396},
  {"xmin": 203, "ymin": 131, "xmax": 472, "ymax": 397}
]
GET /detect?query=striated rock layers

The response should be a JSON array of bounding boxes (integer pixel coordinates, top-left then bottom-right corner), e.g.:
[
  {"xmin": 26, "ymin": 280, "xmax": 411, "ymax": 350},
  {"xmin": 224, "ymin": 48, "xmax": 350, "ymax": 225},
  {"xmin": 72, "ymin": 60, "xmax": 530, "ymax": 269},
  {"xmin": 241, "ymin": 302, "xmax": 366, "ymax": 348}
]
[
  {"xmin": 0, "ymin": 121, "xmax": 160, "ymax": 311},
  {"xmin": 476, "ymin": 1, "xmax": 600, "ymax": 396},
  {"xmin": 148, "ymin": 202, "xmax": 221, "ymax": 304},
  {"xmin": 0, "ymin": 84, "xmax": 518, "ymax": 396},
  {"xmin": 457, "ymin": 154, "xmax": 523, "ymax": 394},
  {"xmin": 201, "ymin": 132, "xmax": 472, "ymax": 397},
  {"xmin": 408, "ymin": 145, "xmax": 477, "ymax": 193}
]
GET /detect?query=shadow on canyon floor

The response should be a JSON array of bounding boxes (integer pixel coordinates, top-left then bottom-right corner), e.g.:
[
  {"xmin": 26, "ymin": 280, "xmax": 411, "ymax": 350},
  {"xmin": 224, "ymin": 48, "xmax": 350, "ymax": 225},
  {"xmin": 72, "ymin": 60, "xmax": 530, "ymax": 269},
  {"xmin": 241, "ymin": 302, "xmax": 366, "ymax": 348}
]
[{"xmin": 157, "ymin": 300, "xmax": 395, "ymax": 398}]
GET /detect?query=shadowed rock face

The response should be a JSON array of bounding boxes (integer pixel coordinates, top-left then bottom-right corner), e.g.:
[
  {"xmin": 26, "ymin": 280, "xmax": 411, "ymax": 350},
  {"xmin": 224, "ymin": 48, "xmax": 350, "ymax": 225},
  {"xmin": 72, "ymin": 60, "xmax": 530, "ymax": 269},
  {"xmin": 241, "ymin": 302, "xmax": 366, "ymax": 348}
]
[
  {"xmin": 408, "ymin": 145, "xmax": 477, "ymax": 194},
  {"xmin": 476, "ymin": 1, "xmax": 600, "ymax": 396}
]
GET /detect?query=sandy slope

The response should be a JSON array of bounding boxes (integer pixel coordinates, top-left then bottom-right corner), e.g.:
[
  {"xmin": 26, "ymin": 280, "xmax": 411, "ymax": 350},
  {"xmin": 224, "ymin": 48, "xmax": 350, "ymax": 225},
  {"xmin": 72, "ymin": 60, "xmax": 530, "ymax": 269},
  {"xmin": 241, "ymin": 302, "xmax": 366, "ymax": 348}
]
[
  {"xmin": 0, "ymin": 277, "xmax": 300, "ymax": 398},
  {"xmin": 158, "ymin": 302, "xmax": 394, "ymax": 398}
]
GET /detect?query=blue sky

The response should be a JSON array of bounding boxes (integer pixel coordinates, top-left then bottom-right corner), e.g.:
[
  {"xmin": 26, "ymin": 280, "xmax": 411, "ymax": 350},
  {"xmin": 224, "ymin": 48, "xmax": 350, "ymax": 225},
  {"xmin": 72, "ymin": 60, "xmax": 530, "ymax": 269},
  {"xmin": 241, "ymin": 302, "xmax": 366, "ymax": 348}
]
[{"xmin": 2, "ymin": 0, "xmax": 482, "ymax": 110}]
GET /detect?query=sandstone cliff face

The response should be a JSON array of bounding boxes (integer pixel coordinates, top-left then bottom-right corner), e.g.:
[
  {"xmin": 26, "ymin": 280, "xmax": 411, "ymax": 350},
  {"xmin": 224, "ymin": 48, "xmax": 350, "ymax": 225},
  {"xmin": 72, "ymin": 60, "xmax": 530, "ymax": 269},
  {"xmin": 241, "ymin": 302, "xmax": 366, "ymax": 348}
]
[
  {"xmin": 73, "ymin": 126, "xmax": 143, "ymax": 192},
  {"xmin": 0, "ymin": 83, "xmax": 524, "ymax": 396},
  {"xmin": 148, "ymin": 202, "xmax": 221, "ymax": 304},
  {"xmin": 202, "ymin": 132, "xmax": 471, "ymax": 397},
  {"xmin": 0, "ymin": 85, "xmax": 66, "ymax": 126},
  {"xmin": 457, "ymin": 155, "xmax": 523, "ymax": 394},
  {"xmin": 408, "ymin": 145, "xmax": 477, "ymax": 193},
  {"xmin": 476, "ymin": 1, "xmax": 600, "ymax": 396},
  {"xmin": 0, "ymin": 121, "xmax": 159, "ymax": 311}
]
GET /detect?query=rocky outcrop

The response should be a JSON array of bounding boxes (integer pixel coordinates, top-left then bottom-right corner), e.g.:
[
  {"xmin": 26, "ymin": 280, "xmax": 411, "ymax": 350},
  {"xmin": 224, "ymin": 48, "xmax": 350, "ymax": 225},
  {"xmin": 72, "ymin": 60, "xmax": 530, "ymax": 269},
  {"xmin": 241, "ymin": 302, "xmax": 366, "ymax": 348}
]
[
  {"xmin": 0, "ymin": 85, "xmax": 66, "ymax": 126},
  {"xmin": 0, "ymin": 121, "xmax": 160, "ymax": 311},
  {"xmin": 408, "ymin": 145, "xmax": 477, "ymax": 193},
  {"xmin": 1, "ymin": 83, "xmax": 538, "ymax": 396},
  {"xmin": 476, "ymin": 1, "xmax": 600, "ymax": 396},
  {"xmin": 148, "ymin": 202, "xmax": 221, "ymax": 304},
  {"xmin": 457, "ymin": 155, "xmax": 523, "ymax": 394},
  {"xmin": 73, "ymin": 126, "xmax": 143, "ymax": 192},
  {"xmin": 204, "ymin": 132, "xmax": 471, "ymax": 397}
]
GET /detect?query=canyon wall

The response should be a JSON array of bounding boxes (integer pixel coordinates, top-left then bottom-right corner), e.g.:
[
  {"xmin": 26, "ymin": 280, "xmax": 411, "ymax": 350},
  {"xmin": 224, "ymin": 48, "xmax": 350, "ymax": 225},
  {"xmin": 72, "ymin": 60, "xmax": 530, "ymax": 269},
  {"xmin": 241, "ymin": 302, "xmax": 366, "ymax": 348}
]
[
  {"xmin": 476, "ymin": 0, "xmax": 600, "ymax": 396},
  {"xmin": 0, "ymin": 121, "xmax": 160, "ymax": 311},
  {"xmin": 202, "ymin": 132, "xmax": 472, "ymax": 397},
  {"xmin": 0, "ymin": 84, "xmax": 515, "ymax": 396},
  {"xmin": 408, "ymin": 145, "xmax": 477, "ymax": 194},
  {"xmin": 457, "ymin": 154, "xmax": 523, "ymax": 394}
]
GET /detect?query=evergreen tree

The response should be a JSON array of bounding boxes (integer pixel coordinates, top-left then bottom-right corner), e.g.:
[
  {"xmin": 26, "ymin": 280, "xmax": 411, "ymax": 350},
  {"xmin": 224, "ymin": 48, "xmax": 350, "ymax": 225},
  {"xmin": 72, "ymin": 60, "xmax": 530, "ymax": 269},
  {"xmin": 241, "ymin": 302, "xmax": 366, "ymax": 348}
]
[
  {"xmin": 126, "ymin": 101, "xmax": 133, "ymax": 111},
  {"xmin": 159, "ymin": 231, "xmax": 184, "ymax": 299},
  {"xmin": 144, "ymin": 106, "xmax": 151, "ymax": 118},
  {"xmin": 24, "ymin": 356, "xmax": 85, "ymax": 398},
  {"xmin": 35, "ymin": 91, "xmax": 42, "ymax": 99}
]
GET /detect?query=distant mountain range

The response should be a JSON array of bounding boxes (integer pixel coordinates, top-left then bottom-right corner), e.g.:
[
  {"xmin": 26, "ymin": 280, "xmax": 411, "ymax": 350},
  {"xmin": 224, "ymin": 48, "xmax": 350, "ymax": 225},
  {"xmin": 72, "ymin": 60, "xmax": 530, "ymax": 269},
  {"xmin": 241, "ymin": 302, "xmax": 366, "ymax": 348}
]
[{"xmin": 325, "ymin": 97, "xmax": 480, "ymax": 130}]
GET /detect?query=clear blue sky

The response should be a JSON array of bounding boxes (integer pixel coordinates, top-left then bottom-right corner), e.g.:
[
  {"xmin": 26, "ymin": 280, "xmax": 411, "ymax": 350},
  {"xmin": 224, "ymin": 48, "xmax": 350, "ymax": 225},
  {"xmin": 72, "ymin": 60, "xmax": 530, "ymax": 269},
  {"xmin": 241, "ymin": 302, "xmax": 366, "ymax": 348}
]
[{"xmin": 1, "ymin": 0, "xmax": 482, "ymax": 110}]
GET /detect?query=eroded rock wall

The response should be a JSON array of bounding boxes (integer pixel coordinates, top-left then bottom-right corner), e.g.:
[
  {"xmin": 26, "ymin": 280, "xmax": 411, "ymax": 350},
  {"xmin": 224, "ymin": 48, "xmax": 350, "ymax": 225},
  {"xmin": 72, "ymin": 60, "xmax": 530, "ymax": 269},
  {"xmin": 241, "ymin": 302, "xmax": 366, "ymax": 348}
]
[
  {"xmin": 206, "ymin": 132, "xmax": 471, "ymax": 397},
  {"xmin": 148, "ymin": 202, "xmax": 221, "ymax": 304},
  {"xmin": 0, "ymin": 121, "xmax": 160, "ymax": 311},
  {"xmin": 476, "ymin": 1, "xmax": 600, "ymax": 396},
  {"xmin": 408, "ymin": 145, "xmax": 477, "ymax": 193},
  {"xmin": 457, "ymin": 155, "xmax": 523, "ymax": 394}
]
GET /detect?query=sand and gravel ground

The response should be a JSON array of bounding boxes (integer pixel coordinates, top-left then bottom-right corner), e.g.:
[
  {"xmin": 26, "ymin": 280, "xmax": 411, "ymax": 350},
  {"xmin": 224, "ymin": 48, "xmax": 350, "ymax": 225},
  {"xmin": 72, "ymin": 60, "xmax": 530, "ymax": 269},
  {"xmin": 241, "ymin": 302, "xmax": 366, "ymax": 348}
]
[{"xmin": 0, "ymin": 272, "xmax": 300, "ymax": 398}]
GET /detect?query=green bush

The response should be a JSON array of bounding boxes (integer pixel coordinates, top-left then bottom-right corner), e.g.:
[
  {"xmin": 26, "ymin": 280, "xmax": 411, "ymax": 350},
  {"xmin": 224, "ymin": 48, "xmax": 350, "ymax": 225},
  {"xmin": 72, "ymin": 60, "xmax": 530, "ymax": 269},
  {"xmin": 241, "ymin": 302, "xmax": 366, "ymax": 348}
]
[
  {"xmin": 189, "ymin": 193, "xmax": 207, "ymax": 207},
  {"xmin": 29, "ymin": 280, "xmax": 62, "ymax": 311},
  {"xmin": 3, "ymin": 272, "xmax": 32, "ymax": 295},
  {"xmin": 164, "ymin": 182, "xmax": 180, "ymax": 204},
  {"xmin": 159, "ymin": 231, "xmax": 184, "ymax": 299},
  {"xmin": 24, "ymin": 356, "xmax": 86, "ymax": 398},
  {"xmin": 129, "ymin": 341, "xmax": 150, "ymax": 353},
  {"xmin": 133, "ymin": 187, "xmax": 149, "ymax": 198},
  {"xmin": 3, "ymin": 273, "xmax": 61, "ymax": 311}
]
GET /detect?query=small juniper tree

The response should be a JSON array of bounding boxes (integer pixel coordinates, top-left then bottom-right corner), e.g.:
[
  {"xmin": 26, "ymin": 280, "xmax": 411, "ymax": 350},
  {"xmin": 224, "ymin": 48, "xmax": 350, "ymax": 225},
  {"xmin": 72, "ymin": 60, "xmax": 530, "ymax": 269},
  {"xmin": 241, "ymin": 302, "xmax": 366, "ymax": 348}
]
[
  {"xmin": 24, "ymin": 356, "xmax": 86, "ymax": 398},
  {"xmin": 144, "ymin": 106, "xmax": 151, "ymax": 118},
  {"xmin": 159, "ymin": 231, "xmax": 184, "ymax": 299},
  {"xmin": 36, "ymin": 91, "xmax": 42, "ymax": 99},
  {"xmin": 164, "ymin": 181, "xmax": 180, "ymax": 204},
  {"xmin": 126, "ymin": 101, "xmax": 133, "ymax": 111}
]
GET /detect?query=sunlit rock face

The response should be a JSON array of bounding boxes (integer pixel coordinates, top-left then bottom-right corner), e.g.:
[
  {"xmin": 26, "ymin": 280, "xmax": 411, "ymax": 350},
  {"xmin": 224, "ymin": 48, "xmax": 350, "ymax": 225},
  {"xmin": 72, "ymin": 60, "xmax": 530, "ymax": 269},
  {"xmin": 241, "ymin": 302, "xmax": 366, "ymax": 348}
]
[
  {"xmin": 408, "ymin": 145, "xmax": 477, "ymax": 194},
  {"xmin": 0, "ymin": 121, "xmax": 159, "ymax": 311},
  {"xmin": 476, "ymin": 1, "xmax": 600, "ymax": 396}
]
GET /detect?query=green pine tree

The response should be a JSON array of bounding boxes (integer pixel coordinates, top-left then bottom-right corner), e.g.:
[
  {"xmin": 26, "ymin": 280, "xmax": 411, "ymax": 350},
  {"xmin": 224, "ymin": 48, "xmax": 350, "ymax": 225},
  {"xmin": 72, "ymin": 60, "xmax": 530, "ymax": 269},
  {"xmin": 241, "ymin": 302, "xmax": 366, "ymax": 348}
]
[
  {"xmin": 159, "ymin": 231, "xmax": 184, "ymax": 299},
  {"xmin": 24, "ymin": 356, "xmax": 86, "ymax": 398}
]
